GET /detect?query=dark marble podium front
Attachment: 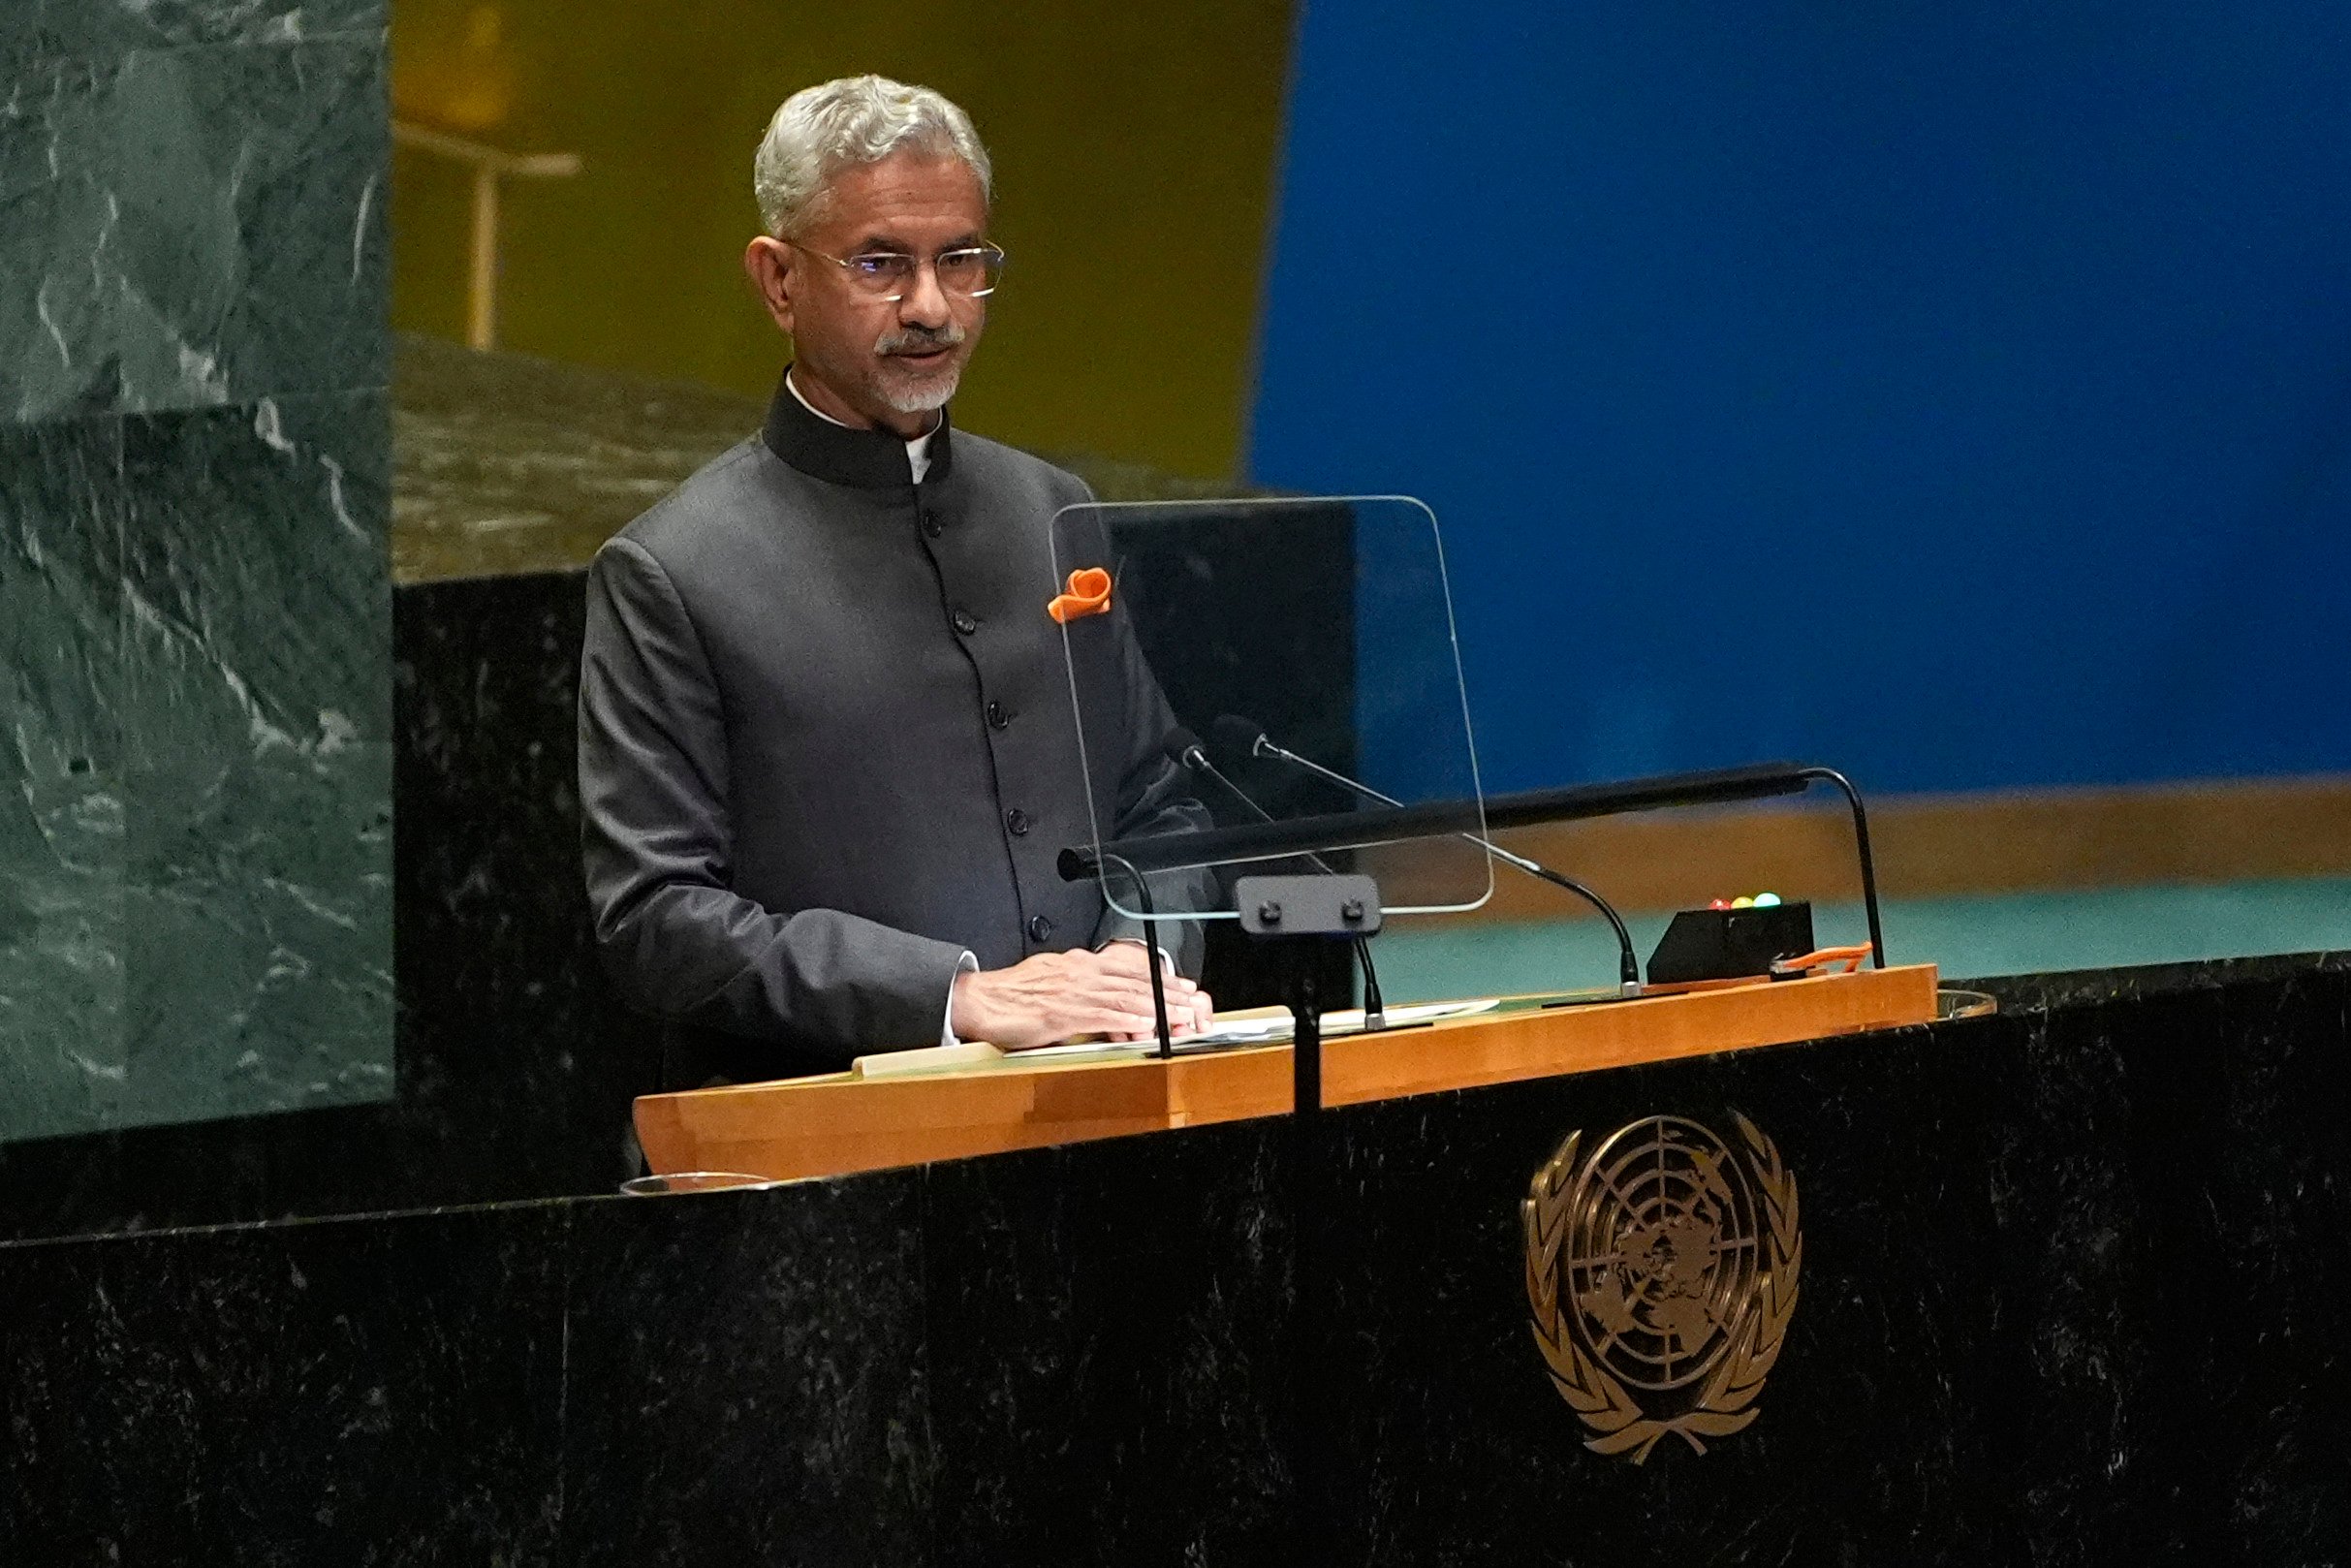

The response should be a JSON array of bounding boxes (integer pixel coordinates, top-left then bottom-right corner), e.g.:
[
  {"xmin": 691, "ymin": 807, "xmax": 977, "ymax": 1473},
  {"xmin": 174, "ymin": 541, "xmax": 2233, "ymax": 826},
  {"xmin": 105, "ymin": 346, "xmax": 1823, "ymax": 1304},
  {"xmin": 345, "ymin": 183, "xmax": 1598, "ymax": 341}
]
[{"xmin": 4, "ymin": 953, "xmax": 2346, "ymax": 1565}]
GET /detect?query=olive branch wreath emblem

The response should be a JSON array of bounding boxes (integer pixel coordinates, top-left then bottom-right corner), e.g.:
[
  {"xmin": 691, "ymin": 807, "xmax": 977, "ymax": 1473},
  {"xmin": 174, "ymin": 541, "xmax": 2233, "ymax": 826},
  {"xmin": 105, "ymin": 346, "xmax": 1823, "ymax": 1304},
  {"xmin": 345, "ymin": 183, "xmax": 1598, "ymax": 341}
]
[{"xmin": 1520, "ymin": 1113, "xmax": 1802, "ymax": 1463}]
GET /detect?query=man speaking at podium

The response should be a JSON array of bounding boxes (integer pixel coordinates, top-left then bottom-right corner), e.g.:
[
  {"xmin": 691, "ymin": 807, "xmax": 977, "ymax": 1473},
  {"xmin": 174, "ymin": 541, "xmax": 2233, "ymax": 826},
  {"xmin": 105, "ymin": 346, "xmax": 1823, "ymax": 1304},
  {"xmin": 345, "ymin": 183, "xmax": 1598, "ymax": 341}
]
[{"xmin": 578, "ymin": 76, "xmax": 1212, "ymax": 1086}]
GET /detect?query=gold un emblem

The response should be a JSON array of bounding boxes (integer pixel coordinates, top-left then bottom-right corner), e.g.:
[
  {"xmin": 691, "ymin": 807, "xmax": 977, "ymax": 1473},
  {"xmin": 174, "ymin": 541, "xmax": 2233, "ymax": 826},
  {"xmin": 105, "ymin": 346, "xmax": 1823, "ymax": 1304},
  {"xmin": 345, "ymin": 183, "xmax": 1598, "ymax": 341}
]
[{"xmin": 1521, "ymin": 1113, "xmax": 1802, "ymax": 1462}]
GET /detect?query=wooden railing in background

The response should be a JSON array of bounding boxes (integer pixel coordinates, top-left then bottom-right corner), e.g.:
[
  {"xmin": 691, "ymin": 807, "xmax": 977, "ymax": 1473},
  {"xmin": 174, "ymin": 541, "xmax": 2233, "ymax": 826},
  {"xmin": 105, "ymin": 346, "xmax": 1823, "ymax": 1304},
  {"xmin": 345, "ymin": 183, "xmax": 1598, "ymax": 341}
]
[{"xmin": 1465, "ymin": 775, "xmax": 2351, "ymax": 921}]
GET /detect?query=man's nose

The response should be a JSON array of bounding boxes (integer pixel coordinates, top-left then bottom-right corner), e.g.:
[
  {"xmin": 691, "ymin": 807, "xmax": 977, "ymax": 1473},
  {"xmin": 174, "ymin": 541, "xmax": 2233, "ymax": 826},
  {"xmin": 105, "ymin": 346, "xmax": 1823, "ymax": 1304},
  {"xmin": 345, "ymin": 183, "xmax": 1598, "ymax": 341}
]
[{"xmin": 897, "ymin": 260, "xmax": 952, "ymax": 328}]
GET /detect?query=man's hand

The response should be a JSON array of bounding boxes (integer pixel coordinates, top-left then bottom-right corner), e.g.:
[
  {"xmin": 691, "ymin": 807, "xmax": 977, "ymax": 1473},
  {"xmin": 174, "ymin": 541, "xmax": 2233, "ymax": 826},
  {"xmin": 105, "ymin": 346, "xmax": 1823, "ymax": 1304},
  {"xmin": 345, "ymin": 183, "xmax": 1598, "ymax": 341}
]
[
  {"xmin": 1098, "ymin": 938, "xmax": 1217, "ymax": 1044},
  {"xmin": 951, "ymin": 941, "xmax": 1215, "ymax": 1050}
]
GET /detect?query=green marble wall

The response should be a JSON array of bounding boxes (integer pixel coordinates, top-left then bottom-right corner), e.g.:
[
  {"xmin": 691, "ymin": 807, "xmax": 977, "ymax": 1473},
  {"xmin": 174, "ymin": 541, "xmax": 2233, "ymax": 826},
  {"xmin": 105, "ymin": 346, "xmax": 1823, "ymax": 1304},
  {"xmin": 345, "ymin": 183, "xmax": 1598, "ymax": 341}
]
[{"xmin": 0, "ymin": 2, "xmax": 393, "ymax": 1141}]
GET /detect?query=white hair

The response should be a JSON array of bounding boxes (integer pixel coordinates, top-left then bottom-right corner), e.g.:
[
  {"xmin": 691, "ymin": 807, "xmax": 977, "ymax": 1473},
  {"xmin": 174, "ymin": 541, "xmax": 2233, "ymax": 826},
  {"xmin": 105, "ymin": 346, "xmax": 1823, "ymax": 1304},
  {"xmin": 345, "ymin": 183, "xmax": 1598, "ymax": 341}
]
[{"xmin": 753, "ymin": 75, "xmax": 992, "ymax": 237}]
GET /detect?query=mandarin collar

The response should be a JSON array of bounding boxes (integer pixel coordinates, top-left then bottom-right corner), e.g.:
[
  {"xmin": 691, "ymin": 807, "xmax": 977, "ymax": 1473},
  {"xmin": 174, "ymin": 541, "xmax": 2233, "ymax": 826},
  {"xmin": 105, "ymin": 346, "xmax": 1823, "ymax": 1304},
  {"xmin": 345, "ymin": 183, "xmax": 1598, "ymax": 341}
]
[{"xmin": 761, "ymin": 365, "xmax": 954, "ymax": 489}]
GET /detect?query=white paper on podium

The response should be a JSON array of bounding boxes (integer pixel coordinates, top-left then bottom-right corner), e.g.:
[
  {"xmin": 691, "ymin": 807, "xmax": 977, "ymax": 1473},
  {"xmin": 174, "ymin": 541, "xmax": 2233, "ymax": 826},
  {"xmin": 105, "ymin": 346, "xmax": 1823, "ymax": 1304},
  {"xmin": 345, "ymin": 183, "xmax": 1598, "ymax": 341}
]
[
  {"xmin": 848, "ymin": 998, "xmax": 1503, "ymax": 1078},
  {"xmin": 1012, "ymin": 995, "xmax": 1501, "ymax": 1057},
  {"xmin": 851, "ymin": 1006, "xmax": 1504, "ymax": 1081}
]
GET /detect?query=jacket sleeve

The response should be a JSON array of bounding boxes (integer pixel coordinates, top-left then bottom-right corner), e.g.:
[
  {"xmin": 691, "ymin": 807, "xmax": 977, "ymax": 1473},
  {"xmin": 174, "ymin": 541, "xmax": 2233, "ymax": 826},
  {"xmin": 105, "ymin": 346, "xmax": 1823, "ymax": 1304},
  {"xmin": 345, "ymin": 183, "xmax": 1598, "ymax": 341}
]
[{"xmin": 578, "ymin": 536, "xmax": 970, "ymax": 1057}]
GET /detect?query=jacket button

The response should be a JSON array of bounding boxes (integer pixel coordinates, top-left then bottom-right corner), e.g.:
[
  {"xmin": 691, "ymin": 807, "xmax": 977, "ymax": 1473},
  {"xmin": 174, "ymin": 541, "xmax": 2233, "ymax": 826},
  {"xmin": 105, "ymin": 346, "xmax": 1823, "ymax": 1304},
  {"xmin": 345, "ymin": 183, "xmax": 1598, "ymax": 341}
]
[
  {"xmin": 1006, "ymin": 808, "xmax": 1030, "ymax": 836},
  {"xmin": 921, "ymin": 512, "xmax": 942, "ymax": 539},
  {"xmin": 986, "ymin": 700, "xmax": 1011, "ymax": 731},
  {"xmin": 952, "ymin": 608, "xmax": 978, "ymax": 636},
  {"xmin": 1027, "ymin": 914, "xmax": 1053, "ymax": 942}
]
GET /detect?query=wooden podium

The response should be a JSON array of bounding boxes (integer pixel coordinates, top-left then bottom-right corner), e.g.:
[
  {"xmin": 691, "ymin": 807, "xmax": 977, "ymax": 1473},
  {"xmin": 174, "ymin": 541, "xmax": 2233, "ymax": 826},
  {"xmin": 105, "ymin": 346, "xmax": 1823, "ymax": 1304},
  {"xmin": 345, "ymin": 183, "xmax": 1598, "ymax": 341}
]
[{"xmin": 635, "ymin": 963, "xmax": 1940, "ymax": 1183}]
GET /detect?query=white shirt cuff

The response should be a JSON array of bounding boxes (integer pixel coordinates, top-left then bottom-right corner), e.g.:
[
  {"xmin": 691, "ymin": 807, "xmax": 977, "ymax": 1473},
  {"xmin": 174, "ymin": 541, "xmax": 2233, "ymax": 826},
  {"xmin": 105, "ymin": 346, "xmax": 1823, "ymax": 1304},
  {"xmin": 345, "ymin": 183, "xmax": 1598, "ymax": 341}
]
[{"xmin": 940, "ymin": 950, "xmax": 980, "ymax": 1047}]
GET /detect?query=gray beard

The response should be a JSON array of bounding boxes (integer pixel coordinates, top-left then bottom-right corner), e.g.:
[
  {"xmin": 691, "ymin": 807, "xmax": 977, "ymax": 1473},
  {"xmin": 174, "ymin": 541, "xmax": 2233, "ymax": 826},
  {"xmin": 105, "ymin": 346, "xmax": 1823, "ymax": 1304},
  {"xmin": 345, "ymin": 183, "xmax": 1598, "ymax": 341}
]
[{"xmin": 880, "ymin": 365, "xmax": 959, "ymax": 414}]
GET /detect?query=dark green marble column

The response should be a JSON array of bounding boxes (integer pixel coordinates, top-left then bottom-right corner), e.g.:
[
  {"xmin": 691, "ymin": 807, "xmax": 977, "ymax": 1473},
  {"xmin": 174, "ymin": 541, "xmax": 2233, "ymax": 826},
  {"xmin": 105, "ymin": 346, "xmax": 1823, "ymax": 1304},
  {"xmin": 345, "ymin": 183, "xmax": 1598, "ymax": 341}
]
[{"xmin": 0, "ymin": 1, "xmax": 392, "ymax": 1140}]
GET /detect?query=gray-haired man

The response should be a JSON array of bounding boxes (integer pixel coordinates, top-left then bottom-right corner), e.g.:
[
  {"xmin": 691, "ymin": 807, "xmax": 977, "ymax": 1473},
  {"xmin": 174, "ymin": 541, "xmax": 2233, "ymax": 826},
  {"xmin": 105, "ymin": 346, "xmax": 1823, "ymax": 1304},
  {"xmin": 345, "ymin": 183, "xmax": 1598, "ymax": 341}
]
[{"xmin": 579, "ymin": 76, "xmax": 1214, "ymax": 1085}]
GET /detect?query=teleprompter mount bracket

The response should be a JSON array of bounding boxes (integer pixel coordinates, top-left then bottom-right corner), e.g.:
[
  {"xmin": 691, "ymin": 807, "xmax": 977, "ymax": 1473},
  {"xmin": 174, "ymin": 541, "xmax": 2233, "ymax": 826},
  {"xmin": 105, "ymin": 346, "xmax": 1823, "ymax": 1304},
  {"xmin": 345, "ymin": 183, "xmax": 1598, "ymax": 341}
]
[
  {"xmin": 1236, "ymin": 874, "xmax": 1384, "ymax": 940},
  {"xmin": 1233, "ymin": 870, "xmax": 1381, "ymax": 1563},
  {"xmin": 1234, "ymin": 873, "xmax": 1383, "ymax": 1132}
]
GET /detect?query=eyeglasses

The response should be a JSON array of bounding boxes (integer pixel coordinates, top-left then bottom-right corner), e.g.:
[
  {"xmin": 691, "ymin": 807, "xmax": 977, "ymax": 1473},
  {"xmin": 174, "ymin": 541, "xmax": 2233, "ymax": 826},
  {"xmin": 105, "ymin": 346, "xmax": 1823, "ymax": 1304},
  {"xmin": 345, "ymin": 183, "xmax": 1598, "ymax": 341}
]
[{"xmin": 786, "ymin": 239, "xmax": 1006, "ymax": 300}]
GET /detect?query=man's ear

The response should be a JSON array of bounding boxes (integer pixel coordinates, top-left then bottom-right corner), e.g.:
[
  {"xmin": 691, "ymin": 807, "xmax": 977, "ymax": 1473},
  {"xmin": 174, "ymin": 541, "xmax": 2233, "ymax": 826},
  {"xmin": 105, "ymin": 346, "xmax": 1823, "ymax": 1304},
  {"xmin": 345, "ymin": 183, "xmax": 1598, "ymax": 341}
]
[{"xmin": 743, "ymin": 235, "xmax": 796, "ymax": 334}]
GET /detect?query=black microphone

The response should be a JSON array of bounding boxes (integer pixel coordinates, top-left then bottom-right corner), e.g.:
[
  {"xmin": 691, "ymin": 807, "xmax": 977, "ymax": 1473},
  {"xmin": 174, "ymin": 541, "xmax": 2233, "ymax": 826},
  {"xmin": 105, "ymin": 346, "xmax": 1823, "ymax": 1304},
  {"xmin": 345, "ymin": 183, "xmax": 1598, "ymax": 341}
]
[
  {"xmin": 1212, "ymin": 714, "xmax": 1645, "ymax": 996},
  {"xmin": 1167, "ymin": 727, "xmax": 1214, "ymax": 773},
  {"xmin": 1164, "ymin": 727, "xmax": 1388, "ymax": 1028}
]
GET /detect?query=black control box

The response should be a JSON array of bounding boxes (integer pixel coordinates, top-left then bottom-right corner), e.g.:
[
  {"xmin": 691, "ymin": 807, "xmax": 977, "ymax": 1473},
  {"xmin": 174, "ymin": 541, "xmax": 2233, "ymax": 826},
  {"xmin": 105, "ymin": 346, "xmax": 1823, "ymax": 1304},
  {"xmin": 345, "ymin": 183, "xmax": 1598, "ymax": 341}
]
[{"xmin": 1645, "ymin": 900, "xmax": 1816, "ymax": 985}]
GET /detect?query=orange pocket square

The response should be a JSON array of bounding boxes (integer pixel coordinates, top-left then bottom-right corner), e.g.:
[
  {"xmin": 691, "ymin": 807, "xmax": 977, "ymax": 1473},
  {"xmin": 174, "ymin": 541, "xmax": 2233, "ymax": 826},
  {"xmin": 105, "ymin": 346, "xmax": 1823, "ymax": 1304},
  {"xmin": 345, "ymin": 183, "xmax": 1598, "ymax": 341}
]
[{"xmin": 1047, "ymin": 566, "xmax": 1113, "ymax": 623}]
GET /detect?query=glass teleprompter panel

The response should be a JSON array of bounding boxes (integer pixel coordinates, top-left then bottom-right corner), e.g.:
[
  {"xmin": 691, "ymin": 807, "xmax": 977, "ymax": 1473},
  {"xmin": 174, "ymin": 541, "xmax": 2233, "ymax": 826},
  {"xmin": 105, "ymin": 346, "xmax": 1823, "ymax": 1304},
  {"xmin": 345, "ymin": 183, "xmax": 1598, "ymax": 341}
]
[{"xmin": 1049, "ymin": 495, "xmax": 1492, "ymax": 925}]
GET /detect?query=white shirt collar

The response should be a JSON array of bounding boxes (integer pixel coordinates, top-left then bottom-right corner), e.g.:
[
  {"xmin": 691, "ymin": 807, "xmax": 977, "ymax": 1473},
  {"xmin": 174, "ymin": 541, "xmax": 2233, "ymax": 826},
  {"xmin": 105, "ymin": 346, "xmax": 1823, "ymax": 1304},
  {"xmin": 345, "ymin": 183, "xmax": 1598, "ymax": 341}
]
[{"xmin": 786, "ymin": 367, "xmax": 939, "ymax": 485}]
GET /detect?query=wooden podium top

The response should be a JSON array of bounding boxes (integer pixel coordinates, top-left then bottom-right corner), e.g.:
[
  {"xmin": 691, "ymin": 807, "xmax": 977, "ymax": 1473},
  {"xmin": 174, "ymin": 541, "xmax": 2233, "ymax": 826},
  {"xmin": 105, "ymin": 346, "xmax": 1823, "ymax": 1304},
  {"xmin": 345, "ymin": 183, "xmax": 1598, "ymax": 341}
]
[{"xmin": 635, "ymin": 963, "xmax": 1938, "ymax": 1183}]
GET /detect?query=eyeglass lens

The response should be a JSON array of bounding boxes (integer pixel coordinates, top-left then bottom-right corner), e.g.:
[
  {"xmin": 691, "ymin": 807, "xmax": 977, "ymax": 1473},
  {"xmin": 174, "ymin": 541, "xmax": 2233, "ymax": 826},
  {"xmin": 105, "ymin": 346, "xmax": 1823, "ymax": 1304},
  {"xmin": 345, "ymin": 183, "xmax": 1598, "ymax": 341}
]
[{"xmin": 852, "ymin": 248, "xmax": 1003, "ymax": 298}]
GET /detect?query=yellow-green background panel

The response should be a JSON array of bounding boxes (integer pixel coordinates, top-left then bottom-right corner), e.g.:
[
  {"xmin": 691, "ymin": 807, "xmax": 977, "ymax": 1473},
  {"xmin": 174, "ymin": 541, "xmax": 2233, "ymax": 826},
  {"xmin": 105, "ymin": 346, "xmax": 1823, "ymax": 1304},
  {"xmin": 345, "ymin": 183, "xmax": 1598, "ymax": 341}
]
[{"xmin": 390, "ymin": 1, "xmax": 1295, "ymax": 481}]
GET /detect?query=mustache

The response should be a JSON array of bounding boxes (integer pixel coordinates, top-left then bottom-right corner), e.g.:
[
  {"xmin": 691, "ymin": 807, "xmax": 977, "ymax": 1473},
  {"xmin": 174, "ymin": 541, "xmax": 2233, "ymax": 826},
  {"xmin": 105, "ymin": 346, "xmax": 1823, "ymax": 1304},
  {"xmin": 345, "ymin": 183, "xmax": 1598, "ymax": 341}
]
[{"xmin": 875, "ymin": 322, "xmax": 967, "ymax": 357}]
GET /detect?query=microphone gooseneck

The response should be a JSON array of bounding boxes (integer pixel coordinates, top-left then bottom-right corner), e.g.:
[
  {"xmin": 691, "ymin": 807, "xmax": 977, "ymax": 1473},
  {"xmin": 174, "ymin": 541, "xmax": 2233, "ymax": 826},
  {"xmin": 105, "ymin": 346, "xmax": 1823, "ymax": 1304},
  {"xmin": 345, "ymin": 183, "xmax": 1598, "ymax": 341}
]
[
  {"xmin": 1164, "ymin": 727, "xmax": 1388, "ymax": 1029},
  {"xmin": 1213, "ymin": 714, "xmax": 1645, "ymax": 997},
  {"xmin": 1096, "ymin": 849, "xmax": 1176, "ymax": 1058}
]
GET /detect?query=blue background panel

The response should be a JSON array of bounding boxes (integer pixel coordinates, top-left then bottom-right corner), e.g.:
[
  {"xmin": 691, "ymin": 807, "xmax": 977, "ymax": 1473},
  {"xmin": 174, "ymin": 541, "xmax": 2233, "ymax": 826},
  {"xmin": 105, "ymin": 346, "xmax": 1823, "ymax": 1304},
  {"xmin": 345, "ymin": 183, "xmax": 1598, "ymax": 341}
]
[{"xmin": 1253, "ymin": 1, "xmax": 2351, "ymax": 794}]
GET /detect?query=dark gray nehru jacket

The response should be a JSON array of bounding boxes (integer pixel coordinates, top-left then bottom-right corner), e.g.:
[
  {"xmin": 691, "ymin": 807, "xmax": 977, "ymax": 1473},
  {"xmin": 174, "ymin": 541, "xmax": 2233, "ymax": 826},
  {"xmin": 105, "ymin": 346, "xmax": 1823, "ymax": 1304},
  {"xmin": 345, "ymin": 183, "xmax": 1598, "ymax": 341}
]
[{"xmin": 579, "ymin": 374, "xmax": 1203, "ymax": 1081}]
